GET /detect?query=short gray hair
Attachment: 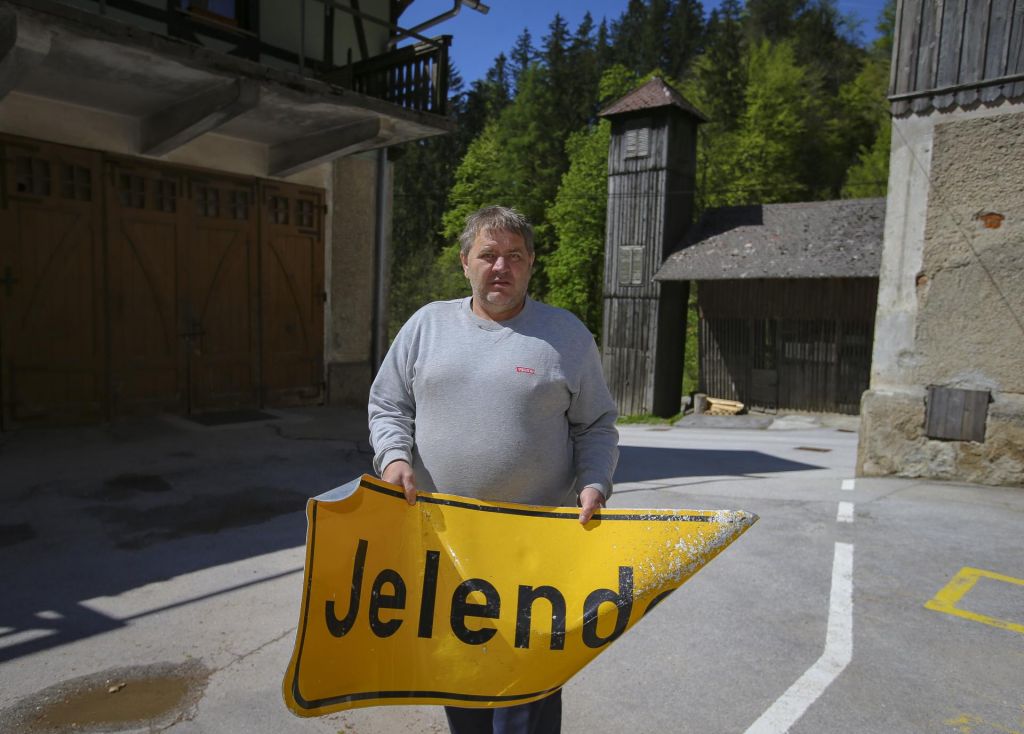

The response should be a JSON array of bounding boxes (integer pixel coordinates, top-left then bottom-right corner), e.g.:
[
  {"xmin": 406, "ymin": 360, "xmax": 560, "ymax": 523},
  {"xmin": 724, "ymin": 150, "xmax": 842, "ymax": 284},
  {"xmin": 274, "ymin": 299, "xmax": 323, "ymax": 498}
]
[{"xmin": 458, "ymin": 205, "xmax": 534, "ymax": 256}]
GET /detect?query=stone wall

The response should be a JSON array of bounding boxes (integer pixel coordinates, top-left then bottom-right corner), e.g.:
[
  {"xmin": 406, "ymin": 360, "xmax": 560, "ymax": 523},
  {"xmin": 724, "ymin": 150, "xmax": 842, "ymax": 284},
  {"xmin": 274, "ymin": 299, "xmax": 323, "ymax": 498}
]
[{"xmin": 858, "ymin": 103, "xmax": 1024, "ymax": 487}]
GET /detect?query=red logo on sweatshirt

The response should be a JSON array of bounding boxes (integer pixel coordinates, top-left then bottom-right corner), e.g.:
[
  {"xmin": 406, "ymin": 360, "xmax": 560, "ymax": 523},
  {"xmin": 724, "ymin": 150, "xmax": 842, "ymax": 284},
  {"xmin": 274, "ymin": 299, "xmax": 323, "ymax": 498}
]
[{"xmin": 515, "ymin": 366, "xmax": 535, "ymax": 374}]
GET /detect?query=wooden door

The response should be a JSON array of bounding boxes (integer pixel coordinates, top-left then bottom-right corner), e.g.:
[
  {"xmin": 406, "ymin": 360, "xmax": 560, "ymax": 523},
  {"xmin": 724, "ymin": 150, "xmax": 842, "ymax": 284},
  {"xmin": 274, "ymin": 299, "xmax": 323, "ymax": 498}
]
[
  {"xmin": 185, "ymin": 175, "xmax": 260, "ymax": 412},
  {"xmin": 0, "ymin": 137, "xmax": 104, "ymax": 426},
  {"xmin": 259, "ymin": 181, "xmax": 325, "ymax": 406},
  {"xmin": 105, "ymin": 159, "xmax": 187, "ymax": 416}
]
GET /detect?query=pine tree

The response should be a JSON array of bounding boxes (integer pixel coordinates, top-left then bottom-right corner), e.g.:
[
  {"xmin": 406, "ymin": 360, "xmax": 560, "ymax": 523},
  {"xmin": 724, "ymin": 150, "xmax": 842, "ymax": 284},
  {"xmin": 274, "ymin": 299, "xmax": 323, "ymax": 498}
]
[
  {"xmin": 611, "ymin": 0, "xmax": 649, "ymax": 74},
  {"xmin": 510, "ymin": 28, "xmax": 536, "ymax": 93},
  {"xmin": 694, "ymin": 0, "xmax": 746, "ymax": 129},
  {"xmin": 667, "ymin": 0, "xmax": 706, "ymax": 79}
]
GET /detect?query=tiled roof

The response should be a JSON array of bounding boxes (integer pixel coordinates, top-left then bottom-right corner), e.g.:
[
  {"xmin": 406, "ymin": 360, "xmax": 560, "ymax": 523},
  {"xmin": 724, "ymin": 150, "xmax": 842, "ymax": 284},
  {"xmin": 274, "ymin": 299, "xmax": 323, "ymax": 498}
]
[
  {"xmin": 599, "ymin": 76, "xmax": 708, "ymax": 121},
  {"xmin": 655, "ymin": 198, "xmax": 886, "ymax": 281}
]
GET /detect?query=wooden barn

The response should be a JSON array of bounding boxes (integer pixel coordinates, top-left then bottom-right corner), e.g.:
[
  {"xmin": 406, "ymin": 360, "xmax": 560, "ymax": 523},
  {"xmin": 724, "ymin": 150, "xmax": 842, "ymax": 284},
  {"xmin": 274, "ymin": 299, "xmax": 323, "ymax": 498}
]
[{"xmin": 655, "ymin": 199, "xmax": 885, "ymax": 415}]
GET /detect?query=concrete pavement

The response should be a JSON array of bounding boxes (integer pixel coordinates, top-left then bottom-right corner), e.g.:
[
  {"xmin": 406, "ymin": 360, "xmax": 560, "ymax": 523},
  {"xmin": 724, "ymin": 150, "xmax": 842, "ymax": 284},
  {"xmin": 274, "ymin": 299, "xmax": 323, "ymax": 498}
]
[{"xmin": 1, "ymin": 408, "xmax": 1022, "ymax": 733}]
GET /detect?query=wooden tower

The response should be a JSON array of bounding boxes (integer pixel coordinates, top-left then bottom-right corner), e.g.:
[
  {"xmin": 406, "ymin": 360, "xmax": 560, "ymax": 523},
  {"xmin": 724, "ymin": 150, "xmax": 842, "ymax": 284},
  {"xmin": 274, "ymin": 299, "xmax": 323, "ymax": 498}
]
[{"xmin": 599, "ymin": 77, "xmax": 706, "ymax": 416}]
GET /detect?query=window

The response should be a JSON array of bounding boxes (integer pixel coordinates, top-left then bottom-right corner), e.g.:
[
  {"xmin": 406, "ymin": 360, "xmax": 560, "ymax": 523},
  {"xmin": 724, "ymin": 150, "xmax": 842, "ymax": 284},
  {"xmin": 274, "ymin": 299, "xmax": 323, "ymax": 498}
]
[
  {"xmin": 195, "ymin": 185, "xmax": 219, "ymax": 217},
  {"xmin": 188, "ymin": 0, "xmax": 240, "ymax": 24},
  {"xmin": 624, "ymin": 126, "xmax": 650, "ymax": 159},
  {"xmin": 15, "ymin": 156, "xmax": 51, "ymax": 197},
  {"xmin": 61, "ymin": 164, "xmax": 92, "ymax": 201},
  {"xmin": 155, "ymin": 180, "xmax": 177, "ymax": 213},
  {"xmin": 269, "ymin": 196, "xmax": 289, "ymax": 225},
  {"xmin": 230, "ymin": 190, "xmax": 249, "ymax": 221},
  {"xmin": 617, "ymin": 245, "xmax": 645, "ymax": 286},
  {"xmin": 119, "ymin": 174, "xmax": 146, "ymax": 209},
  {"xmin": 297, "ymin": 198, "xmax": 315, "ymax": 228}
]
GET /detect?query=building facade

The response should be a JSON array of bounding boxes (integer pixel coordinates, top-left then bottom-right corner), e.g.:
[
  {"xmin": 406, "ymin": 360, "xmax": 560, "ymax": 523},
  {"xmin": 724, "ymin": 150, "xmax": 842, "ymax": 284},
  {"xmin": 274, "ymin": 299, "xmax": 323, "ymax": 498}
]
[
  {"xmin": 0, "ymin": 0, "xmax": 462, "ymax": 427},
  {"xmin": 857, "ymin": 0, "xmax": 1024, "ymax": 485}
]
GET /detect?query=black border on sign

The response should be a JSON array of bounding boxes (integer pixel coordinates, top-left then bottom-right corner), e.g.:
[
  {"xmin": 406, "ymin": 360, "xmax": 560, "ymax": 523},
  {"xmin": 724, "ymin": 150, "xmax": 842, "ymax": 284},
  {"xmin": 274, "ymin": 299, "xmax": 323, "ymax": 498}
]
[{"xmin": 288, "ymin": 476, "xmax": 717, "ymax": 710}]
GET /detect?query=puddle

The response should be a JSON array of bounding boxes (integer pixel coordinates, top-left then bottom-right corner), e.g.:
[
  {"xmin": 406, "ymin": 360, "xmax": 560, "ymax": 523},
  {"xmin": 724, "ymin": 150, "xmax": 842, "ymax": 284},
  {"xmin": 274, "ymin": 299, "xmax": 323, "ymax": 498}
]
[{"xmin": 1, "ymin": 661, "xmax": 209, "ymax": 733}]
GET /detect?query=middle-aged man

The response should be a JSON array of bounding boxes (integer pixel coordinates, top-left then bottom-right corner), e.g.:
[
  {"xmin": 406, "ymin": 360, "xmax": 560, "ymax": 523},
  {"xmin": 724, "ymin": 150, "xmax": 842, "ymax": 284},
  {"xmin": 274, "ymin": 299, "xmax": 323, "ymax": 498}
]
[{"xmin": 367, "ymin": 205, "xmax": 619, "ymax": 734}]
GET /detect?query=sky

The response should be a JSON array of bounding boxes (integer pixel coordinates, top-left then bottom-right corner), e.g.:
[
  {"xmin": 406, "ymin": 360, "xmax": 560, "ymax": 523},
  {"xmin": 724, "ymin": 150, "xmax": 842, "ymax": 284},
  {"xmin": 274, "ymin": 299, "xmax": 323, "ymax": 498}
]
[{"xmin": 399, "ymin": 0, "xmax": 892, "ymax": 84}]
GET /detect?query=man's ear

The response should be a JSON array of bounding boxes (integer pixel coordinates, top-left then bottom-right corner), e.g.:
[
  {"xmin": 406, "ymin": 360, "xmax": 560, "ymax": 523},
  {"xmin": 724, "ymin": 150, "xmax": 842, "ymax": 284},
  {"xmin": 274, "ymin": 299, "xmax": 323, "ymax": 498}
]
[{"xmin": 460, "ymin": 252, "xmax": 469, "ymax": 276}]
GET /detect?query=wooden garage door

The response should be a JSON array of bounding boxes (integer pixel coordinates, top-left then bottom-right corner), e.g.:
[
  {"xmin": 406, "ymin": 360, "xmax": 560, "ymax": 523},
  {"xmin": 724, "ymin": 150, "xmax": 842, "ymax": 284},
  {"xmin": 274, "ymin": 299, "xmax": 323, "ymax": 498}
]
[
  {"xmin": 186, "ymin": 175, "xmax": 260, "ymax": 412},
  {"xmin": 260, "ymin": 181, "xmax": 325, "ymax": 406},
  {"xmin": 106, "ymin": 160, "xmax": 261, "ymax": 416},
  {"xmin": 0, "ymin": 139, "xmax": 104, "ymax": 426},
  {"xmin": 105, "ymin": 159, "xmax": 187, "ymax": 416},
  {"xmin": 1, "ymin": 136, "xmax": 325, "ymax": 427}
]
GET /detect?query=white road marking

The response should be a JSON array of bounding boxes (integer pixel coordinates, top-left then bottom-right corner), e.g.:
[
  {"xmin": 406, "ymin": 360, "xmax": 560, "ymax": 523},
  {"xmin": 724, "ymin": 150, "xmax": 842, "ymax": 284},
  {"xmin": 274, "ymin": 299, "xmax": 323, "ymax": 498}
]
[
  {"xmin": 837, "ymin": 502, "xmax": 855, "ymax": 523},
  {"xmin": 744, "ymin": 542, "xmax": 854, "ymax": 734},
  {"xmin": 841, "ymin": 479, "xmax": 855, "ymax": 491}
]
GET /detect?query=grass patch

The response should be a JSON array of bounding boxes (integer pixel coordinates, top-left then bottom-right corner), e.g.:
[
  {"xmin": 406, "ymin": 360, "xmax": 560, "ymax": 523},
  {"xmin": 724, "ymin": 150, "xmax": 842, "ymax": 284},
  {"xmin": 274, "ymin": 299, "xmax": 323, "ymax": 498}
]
[{"xmin": 617, "ymin": 412, "xmax": 682, "ymax": 425}]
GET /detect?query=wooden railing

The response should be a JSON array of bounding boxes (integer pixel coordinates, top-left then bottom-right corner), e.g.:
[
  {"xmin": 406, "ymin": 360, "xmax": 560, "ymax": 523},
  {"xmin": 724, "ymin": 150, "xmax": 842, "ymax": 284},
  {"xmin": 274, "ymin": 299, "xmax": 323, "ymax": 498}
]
[{"xmin": 339, "ymin": 37, "xmax": 451, "ymax": 117}]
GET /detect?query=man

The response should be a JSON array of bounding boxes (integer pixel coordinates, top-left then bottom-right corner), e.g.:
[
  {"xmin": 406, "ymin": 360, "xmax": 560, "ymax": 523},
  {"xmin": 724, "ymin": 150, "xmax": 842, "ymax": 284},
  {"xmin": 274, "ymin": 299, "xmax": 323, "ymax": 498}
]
[{"xmin": 368, "ymin": 205, "xmax": 619, "ymax": 734}]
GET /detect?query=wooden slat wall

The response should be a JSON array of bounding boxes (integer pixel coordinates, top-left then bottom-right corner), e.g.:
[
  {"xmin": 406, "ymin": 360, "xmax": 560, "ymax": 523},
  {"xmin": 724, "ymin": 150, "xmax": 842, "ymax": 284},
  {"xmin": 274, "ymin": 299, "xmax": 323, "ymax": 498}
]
[
  {"xmin": 698, "ymin": 278, "xmax": 877, "ymax": 415},
  {"xmin": 603, "ymin": 116, "xmax": 668, "ymax": 415},
  {"xmin": 891, "ymin": 0, "xmax": 1024, "ymax": 114}
]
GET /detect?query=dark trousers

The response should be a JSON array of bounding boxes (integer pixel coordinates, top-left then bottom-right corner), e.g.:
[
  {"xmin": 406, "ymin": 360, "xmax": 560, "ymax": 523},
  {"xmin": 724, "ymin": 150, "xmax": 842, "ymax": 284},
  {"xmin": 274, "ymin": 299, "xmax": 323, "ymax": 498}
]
[{"xmin": 444, "ymin": 690, "xmax": 562, "ymax": 734}]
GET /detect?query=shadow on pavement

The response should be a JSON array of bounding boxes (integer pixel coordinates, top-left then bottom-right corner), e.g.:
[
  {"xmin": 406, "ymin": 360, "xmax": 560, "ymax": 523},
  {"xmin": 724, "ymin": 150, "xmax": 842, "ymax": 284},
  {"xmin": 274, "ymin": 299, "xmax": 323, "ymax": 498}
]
[
  {"xmin": 614, "ymin": 446, "xmax": 821, "ymax": 483},
  {"xmin": 1, "ymin": 415, "xmax": 819, "ymax": 667},
  {"xmin": 0, "ymin": 408, "xmax": 373, "ymax": 666}
]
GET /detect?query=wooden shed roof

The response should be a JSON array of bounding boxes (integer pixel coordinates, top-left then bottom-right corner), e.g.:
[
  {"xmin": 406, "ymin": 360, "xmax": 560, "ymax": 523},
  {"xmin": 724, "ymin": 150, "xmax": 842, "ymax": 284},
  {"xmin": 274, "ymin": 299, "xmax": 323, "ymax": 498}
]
[
  {"xmin": 655, "ymin": 198, "xmax": 886, "ymax": 281},
  {"xmin": 598, "ymin": 76, "xmax": 708, "ymax": 121}
]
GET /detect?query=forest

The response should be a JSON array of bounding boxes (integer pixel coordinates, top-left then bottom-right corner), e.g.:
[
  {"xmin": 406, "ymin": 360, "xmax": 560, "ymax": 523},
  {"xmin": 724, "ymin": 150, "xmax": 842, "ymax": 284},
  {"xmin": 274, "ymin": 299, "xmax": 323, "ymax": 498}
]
[{"xmin": 388, "ymin": 0, "xmax": 895, "ymax": 353}]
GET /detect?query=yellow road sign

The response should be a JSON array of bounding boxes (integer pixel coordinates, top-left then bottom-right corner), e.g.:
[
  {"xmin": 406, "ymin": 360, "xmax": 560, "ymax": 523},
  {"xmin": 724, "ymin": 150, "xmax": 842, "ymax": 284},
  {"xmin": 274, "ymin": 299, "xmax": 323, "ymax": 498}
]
[{"xmin": 282, "ymin": 474, "xmax": 757, "ymax": 717}]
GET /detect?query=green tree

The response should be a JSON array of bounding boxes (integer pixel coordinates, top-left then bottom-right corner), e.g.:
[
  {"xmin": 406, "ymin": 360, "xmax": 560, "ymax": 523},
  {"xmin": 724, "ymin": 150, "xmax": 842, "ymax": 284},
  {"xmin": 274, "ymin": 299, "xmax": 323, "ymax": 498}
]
[
  {"xmin": 727, "ymin": 40, "xmax": 822, "ymax": 204},
  {"xmin": 510, "ymin": 28, "xmax": 536, "ymax": 92},
  {"xmin": 545, "ymin": 122, "xmax": 612, "ymax": 336},
  {"xmin": 694, "ymin": 0, "xmax": 746, "ymax": 129},
  {"xmin": 667, "ymin": 0, "xmax": 706, "ymax": 79}
]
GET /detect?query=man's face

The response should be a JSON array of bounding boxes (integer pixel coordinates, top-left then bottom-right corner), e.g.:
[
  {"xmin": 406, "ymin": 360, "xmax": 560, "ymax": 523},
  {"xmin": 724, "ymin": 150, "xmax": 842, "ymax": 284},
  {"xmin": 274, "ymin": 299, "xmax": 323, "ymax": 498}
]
[{"xmin": 461, "ymin": 228, "xmax": 535, "ymax": 321}]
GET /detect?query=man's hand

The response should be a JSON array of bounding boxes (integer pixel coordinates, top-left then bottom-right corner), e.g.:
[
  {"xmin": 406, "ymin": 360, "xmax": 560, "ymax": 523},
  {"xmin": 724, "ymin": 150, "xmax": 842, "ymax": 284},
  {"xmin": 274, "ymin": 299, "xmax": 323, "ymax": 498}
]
[
  {"xmin": 578, "ymin": 486, "xmax": 606, "ymax": 524},
  {"xmin": 382, "ymin": 459, "xmax": 417, "ymax": 505}
]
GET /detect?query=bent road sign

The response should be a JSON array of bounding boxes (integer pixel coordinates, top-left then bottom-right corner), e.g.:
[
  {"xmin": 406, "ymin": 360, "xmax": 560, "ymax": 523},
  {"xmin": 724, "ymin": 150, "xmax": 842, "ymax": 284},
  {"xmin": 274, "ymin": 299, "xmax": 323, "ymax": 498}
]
[{"xmin": 282, "ymin": 474, "xmax": 757, "ymax": 717}]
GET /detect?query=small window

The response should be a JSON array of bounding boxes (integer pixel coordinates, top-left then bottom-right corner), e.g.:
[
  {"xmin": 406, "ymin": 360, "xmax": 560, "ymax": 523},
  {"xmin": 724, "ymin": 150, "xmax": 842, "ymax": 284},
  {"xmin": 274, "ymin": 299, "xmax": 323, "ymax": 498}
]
[
  {"xmin": 297, "ymin": 199, "xmax": 315, "ymax": 228},
  {"xmin": 230, "ymin": 190, "xmax": 249, "ymax": 220},
  {"xmin": 624, "ymin": 127, "xmax": 650, "ymax": 159},
  {"xmin": 119, "ymin": 174, "xmax": 146, "ymax": 209},
  {"xmin": 617, "ymin": 245, "xmax": 645, "ymax": 286},
  {"xmin": 188, "ymin": 0, "xmax": 240, "ymax": 24},
  {"xmin": 15, "ymin": 156, "xmax": 51, "ymax": 197},
  {"xmin": 155, "ymin": 180, "xmax": 177, "ymax": 213},
  {"xmin": 270, "ymin": 196, "xmax": 289, "ymax": 225},
  {"xmin": 61, "ymin": 164, "xmax": 92, "ymax": 201},
  {"xmin": 195, "ymin": 185, "xmax": 219, "ymax": 218}
]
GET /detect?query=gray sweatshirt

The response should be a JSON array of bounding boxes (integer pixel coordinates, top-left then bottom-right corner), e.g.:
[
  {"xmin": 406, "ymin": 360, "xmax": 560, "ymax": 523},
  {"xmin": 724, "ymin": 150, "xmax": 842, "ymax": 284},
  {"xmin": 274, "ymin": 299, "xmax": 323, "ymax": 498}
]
[{"xmin": 368, "ymin": 297, "xmax": 618, "ymax": 506}]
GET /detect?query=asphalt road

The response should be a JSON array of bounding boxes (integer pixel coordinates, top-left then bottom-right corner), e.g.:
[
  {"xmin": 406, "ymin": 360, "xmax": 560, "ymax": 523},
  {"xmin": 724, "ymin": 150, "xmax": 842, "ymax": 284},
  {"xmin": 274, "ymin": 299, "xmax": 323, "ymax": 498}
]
[{"xmin": 1, "ymin": 409, "xmax": 1021, "ymax": 733}]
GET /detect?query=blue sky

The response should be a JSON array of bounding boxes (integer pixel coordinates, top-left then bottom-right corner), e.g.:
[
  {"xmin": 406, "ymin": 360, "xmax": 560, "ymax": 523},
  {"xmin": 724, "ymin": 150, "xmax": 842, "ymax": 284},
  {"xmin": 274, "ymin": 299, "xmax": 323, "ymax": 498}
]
[{"xmin": 400, "ymin": 0, "xmax": 891, "ymax": 84}]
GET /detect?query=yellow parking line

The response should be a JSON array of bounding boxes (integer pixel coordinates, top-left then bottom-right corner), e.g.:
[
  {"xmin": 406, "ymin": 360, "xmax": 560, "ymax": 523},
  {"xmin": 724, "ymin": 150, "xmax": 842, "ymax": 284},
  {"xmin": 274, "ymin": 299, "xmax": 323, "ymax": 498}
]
[{"xmin": 925, "ymin": 567, "xmax": 1024, "ymax": 635}]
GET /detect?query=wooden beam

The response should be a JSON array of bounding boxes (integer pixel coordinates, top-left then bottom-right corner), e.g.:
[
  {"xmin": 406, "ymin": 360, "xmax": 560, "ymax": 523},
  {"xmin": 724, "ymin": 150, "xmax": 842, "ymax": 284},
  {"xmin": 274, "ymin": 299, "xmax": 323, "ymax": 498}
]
[
  {"xmin": 350, "ymin": 0, "xmax": 370, "ymax": 60},
  {"xmin": 0, "ymin": 7, "xmax": 52, "ymax": 103},
  {"xmin": 269, "ymin": 117, "xmax": 383, "ymax": 178},
  {"xmin": 141, "ymin": 79, "xmax": 260, "ymax": 156}
]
